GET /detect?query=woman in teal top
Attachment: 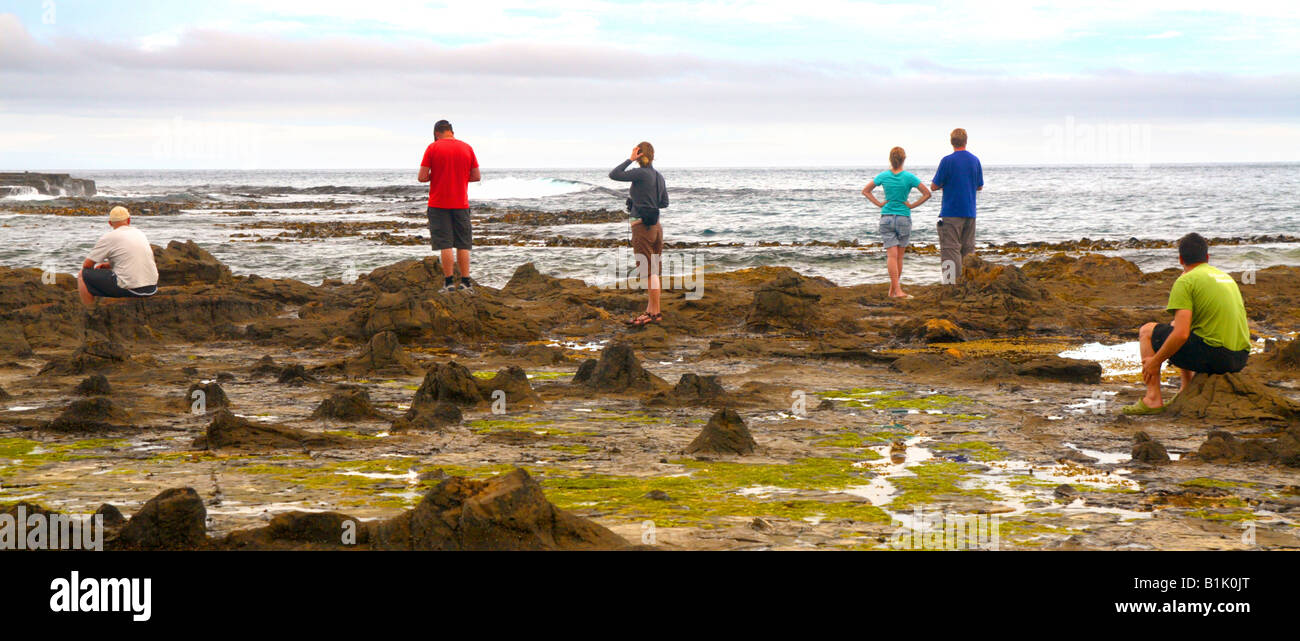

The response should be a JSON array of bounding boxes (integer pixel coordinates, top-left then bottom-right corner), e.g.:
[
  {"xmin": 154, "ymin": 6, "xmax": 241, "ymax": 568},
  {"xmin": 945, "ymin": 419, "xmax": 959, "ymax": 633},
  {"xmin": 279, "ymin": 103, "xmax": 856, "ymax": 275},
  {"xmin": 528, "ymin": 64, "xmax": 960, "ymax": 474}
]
[{"xmin": 862, "ymin": 146, "xmax": 931, "ymax": 298}]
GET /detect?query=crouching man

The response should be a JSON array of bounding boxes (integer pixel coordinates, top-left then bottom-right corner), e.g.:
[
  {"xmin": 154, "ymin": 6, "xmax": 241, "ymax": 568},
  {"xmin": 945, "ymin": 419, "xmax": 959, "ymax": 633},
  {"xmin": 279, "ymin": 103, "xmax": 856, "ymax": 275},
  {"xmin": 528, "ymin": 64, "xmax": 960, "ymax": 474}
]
[
  {"xmin": 1124, "ymin": 233, "xmax": 1251, "ymax": 415},
  {"xmin": 77, "ymin": 206, "xmax": 159, "ymax": 306}
]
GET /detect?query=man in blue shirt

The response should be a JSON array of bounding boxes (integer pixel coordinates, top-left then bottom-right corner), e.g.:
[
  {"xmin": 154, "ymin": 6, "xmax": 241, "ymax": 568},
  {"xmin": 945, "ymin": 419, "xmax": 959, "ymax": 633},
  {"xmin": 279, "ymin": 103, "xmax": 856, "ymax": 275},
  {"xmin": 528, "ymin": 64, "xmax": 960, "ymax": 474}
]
[{"xmin": 930, "ymin": 128, "xmax": 983, "ymax": 284}]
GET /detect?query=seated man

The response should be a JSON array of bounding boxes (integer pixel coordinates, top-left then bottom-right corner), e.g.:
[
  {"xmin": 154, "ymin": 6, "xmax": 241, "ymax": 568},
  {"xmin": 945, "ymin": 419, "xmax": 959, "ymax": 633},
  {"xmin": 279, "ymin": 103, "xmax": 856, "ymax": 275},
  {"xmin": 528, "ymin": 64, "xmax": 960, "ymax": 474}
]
[
  {"xmin": 77, "ymin": 206, "xmax": 159, "ymax": 306},
  {"xmin": 1124, "ymin": 232, "xmax": 1251, "ymax": 415}
]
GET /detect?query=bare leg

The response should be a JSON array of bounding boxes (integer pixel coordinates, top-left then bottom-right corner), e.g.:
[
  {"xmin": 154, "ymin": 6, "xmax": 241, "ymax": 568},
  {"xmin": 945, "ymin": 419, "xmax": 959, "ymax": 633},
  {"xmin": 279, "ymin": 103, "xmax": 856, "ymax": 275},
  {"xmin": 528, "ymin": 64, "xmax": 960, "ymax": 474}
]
[
  {"xmin": 886, "ymin": 246, "xmax": 906, "ymax": 297},
  {"xmin": 439, "ymin": 249, "xmax": 455, "ymax": 278},
  {"xmin": 1138, "ymin": 322, "xmax": 1162, "ymax": 408},
  {"xmin": 1179, "ymin": 367, "xmax": 1194, "ymax": 393},
  {"xmin": 457, "ymin": 249, "xmax": 471, "ymax": 280},
  {"xmin": 77, "ymin": 270, "xmax": 95, "ymax": 307},
  {"xmin": 647, "ymin": 275, "xmax": 661, "ymax": 316}
]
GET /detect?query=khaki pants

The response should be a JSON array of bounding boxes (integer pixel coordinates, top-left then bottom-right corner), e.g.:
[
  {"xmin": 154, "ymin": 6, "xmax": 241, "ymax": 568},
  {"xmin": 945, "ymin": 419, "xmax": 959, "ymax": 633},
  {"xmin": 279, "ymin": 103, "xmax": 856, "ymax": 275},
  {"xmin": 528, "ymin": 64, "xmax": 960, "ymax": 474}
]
[{"xmin": 937, "ymin": 217, "xmax": 976, "ymax": 283}]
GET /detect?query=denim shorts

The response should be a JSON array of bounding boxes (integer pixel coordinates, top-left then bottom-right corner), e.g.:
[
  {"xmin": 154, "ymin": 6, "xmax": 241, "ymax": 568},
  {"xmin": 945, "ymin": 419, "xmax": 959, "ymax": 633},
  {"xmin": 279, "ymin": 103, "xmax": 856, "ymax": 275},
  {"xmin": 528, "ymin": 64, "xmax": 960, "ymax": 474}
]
[{"xmin": 879, "ymin": 214, "xmax": 912, "ymax": 248}]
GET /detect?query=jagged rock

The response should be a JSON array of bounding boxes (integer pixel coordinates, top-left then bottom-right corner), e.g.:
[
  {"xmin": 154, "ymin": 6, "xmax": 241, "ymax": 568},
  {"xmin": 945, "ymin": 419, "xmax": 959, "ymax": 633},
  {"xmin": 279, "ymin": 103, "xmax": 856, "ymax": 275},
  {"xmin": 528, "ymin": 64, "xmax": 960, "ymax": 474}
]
[
  {"xmin": 685, "ymin": 408, "xmax": 756, "ymax": 456},
  {"xmin": 73, "ymin": 374, "xmax": 112, "ymax": 396},
  {"xmin": 409, "ymin": 361, "xmax": 483, "ymax": 407},
  {"xmin": 345, "ymin": 330, "xmax": 419, "ymax": 376},
  {"xmin": 0, "ymin": 332, "xmax": 33, "ymax": 358},
  {"xmin": 113, "ymin": 487, "xmax": 207, "ymax": 550},
  {"xmin": 310, "ymin": 386, "xmax": 387, "ymax": 421},
  {"xmin": 501, "ymin": 262, "xmax": 565, "ymax": 299},
  {"xmin": 899, "ymin": 318, "xmax": 966, "ymax": 343},
  {"xmin": 1131, "ymin": 431, "xmax": 1170, "ymax": 464},
  {"xmin": 1193, "ymin": 425, "xmax": 1300, "ymax": 468},
  {"xmin": 1014, "ymin": 356, "xmax": 1102, "ymax": 384},
  {"xmin": 572, "ymin": 358, "xmax": 597, "ymax": 384},
  {"xmin": 645, "ymin": 373, "xmax": 728, "ymax": 407},
  {"xmin": 391, "ymin": 401, "xmax": 462, "ymax": 432},
  {"xmin": 474, "ymin": 366, "xmax": 542, "ymax": 408},
  {"xmin": 370, "ymin": 468, "xmax": 627, "ymax": 550},
  {"xmin": 644, "ymin": 490, "xmax": 672, "ymax": 501},
  {"xmin": 152, "ymin": 240, "xmax": 231, "ymax": 286},
  {"xmin": 0, "ymin": 384, "xmax": 10, "ymax": 401},
  {"xmin": 185, "ymin": 381, "xmax": 229, "ymax": 413},
  {"xmin": 250, "ymin": 355, "xmax": 281, "ymax": 377},
  {"xmin": 1021, "ymin": 252, "xmax": 1144, "ymax": 286},
  {"xmin": 46, "ymin": 397, "xmax": 132, "ymax": 432},
  {"xmin": 502, "ymin": 343, "xmax": 569, "ymax": 365},
  {"xmin": 745, "ymin": 274, "xmax": 822, "ymax": 332},
  {"xmin": 192, "ymin": 409, "xmax": 355, "ymax": 451},
  {"xmin": 576, "ymin": 343, "xmax": 667, "ymax": 393},
  {"xmin": 1053, "ymin": 484, "xmax": 1080, "ymax": 500},
  {"xmin": 956, "ymin": 254, "xmax": 1048, "ymax": 300},
  {"xmin": 1267, "ymin": 338, "xmax": 1300, "ymax": 370},
  {"xmin": 220, "ymin": 511, "xmax": 368, "ymax": 549},
  {"xmin": 1165, "ymin": 372, "xmax": 1300, "ymax": 422},
  {"xmin": 95, "ymin": 503, "xmax": 126, "ymax": 528},
  {"xmin": 276, "ymin": 364, "xmax": 316, "ymax": 386},
  {"xmin": 816, "ymin": 399, "xmax": 834, "ymax": 411},
  {"xmin": 38, "ymin": 339, "xmax": 128, "ymax": 376}
]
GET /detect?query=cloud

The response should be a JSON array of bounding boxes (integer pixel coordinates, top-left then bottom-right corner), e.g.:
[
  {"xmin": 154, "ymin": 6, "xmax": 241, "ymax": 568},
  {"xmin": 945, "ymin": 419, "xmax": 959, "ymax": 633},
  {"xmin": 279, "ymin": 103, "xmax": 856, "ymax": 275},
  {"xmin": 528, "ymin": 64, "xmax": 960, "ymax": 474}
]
[{"xmin": 1144, "ymin": 30, "xmax": 1183, "ymax": 39}]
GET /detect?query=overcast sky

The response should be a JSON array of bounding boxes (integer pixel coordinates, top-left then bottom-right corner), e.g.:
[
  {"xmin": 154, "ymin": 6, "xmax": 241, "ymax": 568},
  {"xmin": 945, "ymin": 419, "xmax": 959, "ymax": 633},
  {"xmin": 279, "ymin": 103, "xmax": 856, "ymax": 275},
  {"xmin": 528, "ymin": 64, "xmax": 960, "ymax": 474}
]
[{"xmin": 2, "ymin": 0, "xmax": 1298, "ymax": 169}]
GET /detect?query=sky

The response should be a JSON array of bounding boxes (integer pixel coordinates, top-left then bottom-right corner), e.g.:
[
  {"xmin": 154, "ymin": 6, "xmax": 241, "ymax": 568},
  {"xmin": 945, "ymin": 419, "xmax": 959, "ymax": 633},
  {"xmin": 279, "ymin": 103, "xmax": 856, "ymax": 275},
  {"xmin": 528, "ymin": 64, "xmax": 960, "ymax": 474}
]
[{"xmin": 1, "ymin": 0, "xmax": 1298, "ymax": 169}]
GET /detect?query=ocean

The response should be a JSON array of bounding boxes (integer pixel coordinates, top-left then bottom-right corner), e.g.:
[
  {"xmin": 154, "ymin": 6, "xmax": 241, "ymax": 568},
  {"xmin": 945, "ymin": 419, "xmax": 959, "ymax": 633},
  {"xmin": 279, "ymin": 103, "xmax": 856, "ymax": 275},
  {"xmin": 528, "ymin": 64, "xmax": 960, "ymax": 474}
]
[{"xmin": 2, "ymin": 165, "xmax": 1298, "ymax": 288}]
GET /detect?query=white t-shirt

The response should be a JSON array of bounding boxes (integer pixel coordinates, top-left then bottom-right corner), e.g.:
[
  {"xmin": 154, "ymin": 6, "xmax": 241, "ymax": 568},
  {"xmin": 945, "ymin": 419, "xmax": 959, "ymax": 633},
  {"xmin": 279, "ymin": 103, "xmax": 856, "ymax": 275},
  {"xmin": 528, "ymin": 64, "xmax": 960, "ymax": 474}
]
[{"xmin": 85, "ymin": 225, "xmax": 159, "ymax": 290}]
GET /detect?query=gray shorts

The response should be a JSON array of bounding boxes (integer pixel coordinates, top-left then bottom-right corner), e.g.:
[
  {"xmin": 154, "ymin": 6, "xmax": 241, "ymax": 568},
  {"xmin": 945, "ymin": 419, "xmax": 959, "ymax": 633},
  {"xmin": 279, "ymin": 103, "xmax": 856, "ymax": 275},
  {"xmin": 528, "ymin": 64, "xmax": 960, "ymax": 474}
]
[
  {"xmin": 427, "ymin": 207, "xmax": 472, "ymax": 251},
  {"xmin": 879, "ymin": 215, "xmax": 912, "ymax": 248}
]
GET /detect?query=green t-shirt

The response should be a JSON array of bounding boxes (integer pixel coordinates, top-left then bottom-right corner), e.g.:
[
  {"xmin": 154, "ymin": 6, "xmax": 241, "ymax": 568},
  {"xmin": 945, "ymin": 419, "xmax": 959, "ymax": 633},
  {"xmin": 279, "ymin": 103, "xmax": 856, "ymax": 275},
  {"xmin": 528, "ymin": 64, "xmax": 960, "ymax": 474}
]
[
  {"xmin": 1166, "ymin": 263, "xmax": 1251, "ymax": 352},
  {"xmin": 874, "ymin": 170, "xmax": 921, "ymax": 217}
]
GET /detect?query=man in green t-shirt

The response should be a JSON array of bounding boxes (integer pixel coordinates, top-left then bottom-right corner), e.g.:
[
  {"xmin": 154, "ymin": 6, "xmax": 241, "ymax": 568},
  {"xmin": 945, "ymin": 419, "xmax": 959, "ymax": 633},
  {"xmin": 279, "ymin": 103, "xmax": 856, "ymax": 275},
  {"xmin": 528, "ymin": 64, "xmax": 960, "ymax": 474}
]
[{"xmin": 1124, "ymin": 233, "xmax": 1251, "ymax": 415}]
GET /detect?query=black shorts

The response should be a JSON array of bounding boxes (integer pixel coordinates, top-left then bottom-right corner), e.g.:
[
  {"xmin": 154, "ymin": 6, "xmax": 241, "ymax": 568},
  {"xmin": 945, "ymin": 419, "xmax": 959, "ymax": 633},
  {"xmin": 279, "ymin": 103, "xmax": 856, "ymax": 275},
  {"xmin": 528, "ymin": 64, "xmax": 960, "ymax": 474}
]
[
  {"xmin": 427, "ymin": 207, "xmax": 472, "ymax": 251},
  {"xmin": 81, "ymin": 268, "xmax": 157, "ymax": 298},
  {"xmin": 1150, "ymin": 323, "xmax": 1248, "ymax": 374}
]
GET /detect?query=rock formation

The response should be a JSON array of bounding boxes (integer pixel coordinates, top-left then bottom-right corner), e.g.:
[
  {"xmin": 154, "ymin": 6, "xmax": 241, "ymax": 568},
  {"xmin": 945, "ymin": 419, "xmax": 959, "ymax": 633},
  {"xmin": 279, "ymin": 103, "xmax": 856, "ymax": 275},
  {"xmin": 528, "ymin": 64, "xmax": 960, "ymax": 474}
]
[
  {"xmin": 310, "ymin": 386, "xmax": 388, "ymax": 421},
  {"xmin": 1165, "ymin": 372, "xmax": 1300, "ymax": 422},
  {"xmin": 46, "ymin": 397, "xmax": 132, "ymax": 432},
  {"xmin": 685, "ymin": 408, "xmax": 757, "ymax": 456},
  {"xmin": 572, "ymin": 343, "xmax": 667, "ymax": 393},
  {"xmin": 192, "ymin": 409, "xmax": 355, "ymax": 451}
]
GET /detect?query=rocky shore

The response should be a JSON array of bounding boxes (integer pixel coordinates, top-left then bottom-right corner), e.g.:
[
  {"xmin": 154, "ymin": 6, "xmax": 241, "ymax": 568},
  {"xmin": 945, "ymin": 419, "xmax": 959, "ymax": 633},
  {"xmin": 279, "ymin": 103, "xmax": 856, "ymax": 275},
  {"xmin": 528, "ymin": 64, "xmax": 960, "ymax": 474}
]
[
  {"xmin": 0, "ymin": 172, "xmax": 96, "ymax": 198},
  {"xmin": 2, "ymin": 236, "xmax": 1299, "ymax": 550}
]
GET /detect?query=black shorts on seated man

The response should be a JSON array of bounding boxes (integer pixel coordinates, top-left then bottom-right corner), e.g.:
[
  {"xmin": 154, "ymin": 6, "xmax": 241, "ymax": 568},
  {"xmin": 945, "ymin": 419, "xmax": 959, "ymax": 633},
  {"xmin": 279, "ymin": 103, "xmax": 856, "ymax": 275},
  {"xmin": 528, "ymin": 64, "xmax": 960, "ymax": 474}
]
[
  {"xmin": 1124, "ymin": 232, "xmax": 1251, "ymax": 415},
  {"xmin": 77, "ymin": 206, "xmax": 160, "ymax": 307}
]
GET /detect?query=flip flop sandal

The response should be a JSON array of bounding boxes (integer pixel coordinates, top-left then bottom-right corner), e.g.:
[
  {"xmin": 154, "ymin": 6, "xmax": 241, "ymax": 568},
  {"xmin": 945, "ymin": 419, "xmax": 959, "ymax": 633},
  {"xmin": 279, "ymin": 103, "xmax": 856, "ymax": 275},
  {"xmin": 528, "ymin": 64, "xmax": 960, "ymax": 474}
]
[
  {"xmin": 627, "ymin": 313, "xmax": 652, "ymax": 326},
  {"xmin": 1121, "ymin": 400, "xmax": 1166, "ymax": 416},
  {"xmin": 645, "ymin": 313, "xmax": 663, "ymax": 324}
]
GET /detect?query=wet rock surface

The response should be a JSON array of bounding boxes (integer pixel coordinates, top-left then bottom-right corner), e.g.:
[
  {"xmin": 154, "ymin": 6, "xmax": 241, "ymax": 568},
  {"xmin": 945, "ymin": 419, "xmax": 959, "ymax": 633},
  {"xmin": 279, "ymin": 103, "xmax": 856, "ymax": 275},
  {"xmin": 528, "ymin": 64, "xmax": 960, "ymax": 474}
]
[
  {"xmin": 193, "ymin": 409, "xmax": 357, "ymax": 451},
  {"xmin": 2, "ymin": 240, "xmax": 1300, "ymax": 550}
]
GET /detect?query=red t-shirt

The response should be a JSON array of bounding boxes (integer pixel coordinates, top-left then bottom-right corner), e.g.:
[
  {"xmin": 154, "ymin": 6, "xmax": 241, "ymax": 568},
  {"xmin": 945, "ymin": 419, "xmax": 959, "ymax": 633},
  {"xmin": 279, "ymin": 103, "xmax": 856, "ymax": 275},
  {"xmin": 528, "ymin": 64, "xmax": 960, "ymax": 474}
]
[{"xmin": 420, "ymin": 138, "xmax": 478, "ymax": 209}]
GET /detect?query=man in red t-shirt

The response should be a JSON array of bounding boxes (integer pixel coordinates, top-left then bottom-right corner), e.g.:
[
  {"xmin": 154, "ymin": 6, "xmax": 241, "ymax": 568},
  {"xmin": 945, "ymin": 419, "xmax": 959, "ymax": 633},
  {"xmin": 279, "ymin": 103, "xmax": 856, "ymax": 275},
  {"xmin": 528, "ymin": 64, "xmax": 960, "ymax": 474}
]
[{"xmin": 418, "ymin": 119, "xmax": 481, "ymax": 293}]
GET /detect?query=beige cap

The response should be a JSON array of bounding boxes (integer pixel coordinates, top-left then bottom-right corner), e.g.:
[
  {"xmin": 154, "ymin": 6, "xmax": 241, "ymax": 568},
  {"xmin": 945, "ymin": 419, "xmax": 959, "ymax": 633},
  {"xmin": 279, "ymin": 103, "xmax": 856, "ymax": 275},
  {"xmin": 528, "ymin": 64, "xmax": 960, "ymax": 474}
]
[{"xmin": 108, "ymin": 206, "xmax": 130, "ymax": 222}]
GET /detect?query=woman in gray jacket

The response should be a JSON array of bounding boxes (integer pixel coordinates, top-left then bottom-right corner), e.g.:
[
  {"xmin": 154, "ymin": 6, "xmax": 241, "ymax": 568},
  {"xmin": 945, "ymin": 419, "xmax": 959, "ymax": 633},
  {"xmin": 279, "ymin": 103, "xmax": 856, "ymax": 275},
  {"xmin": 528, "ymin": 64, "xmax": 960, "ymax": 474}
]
[{"xmin": 609, "ymin": 141, "xmax": 668, "ymax": 326}]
